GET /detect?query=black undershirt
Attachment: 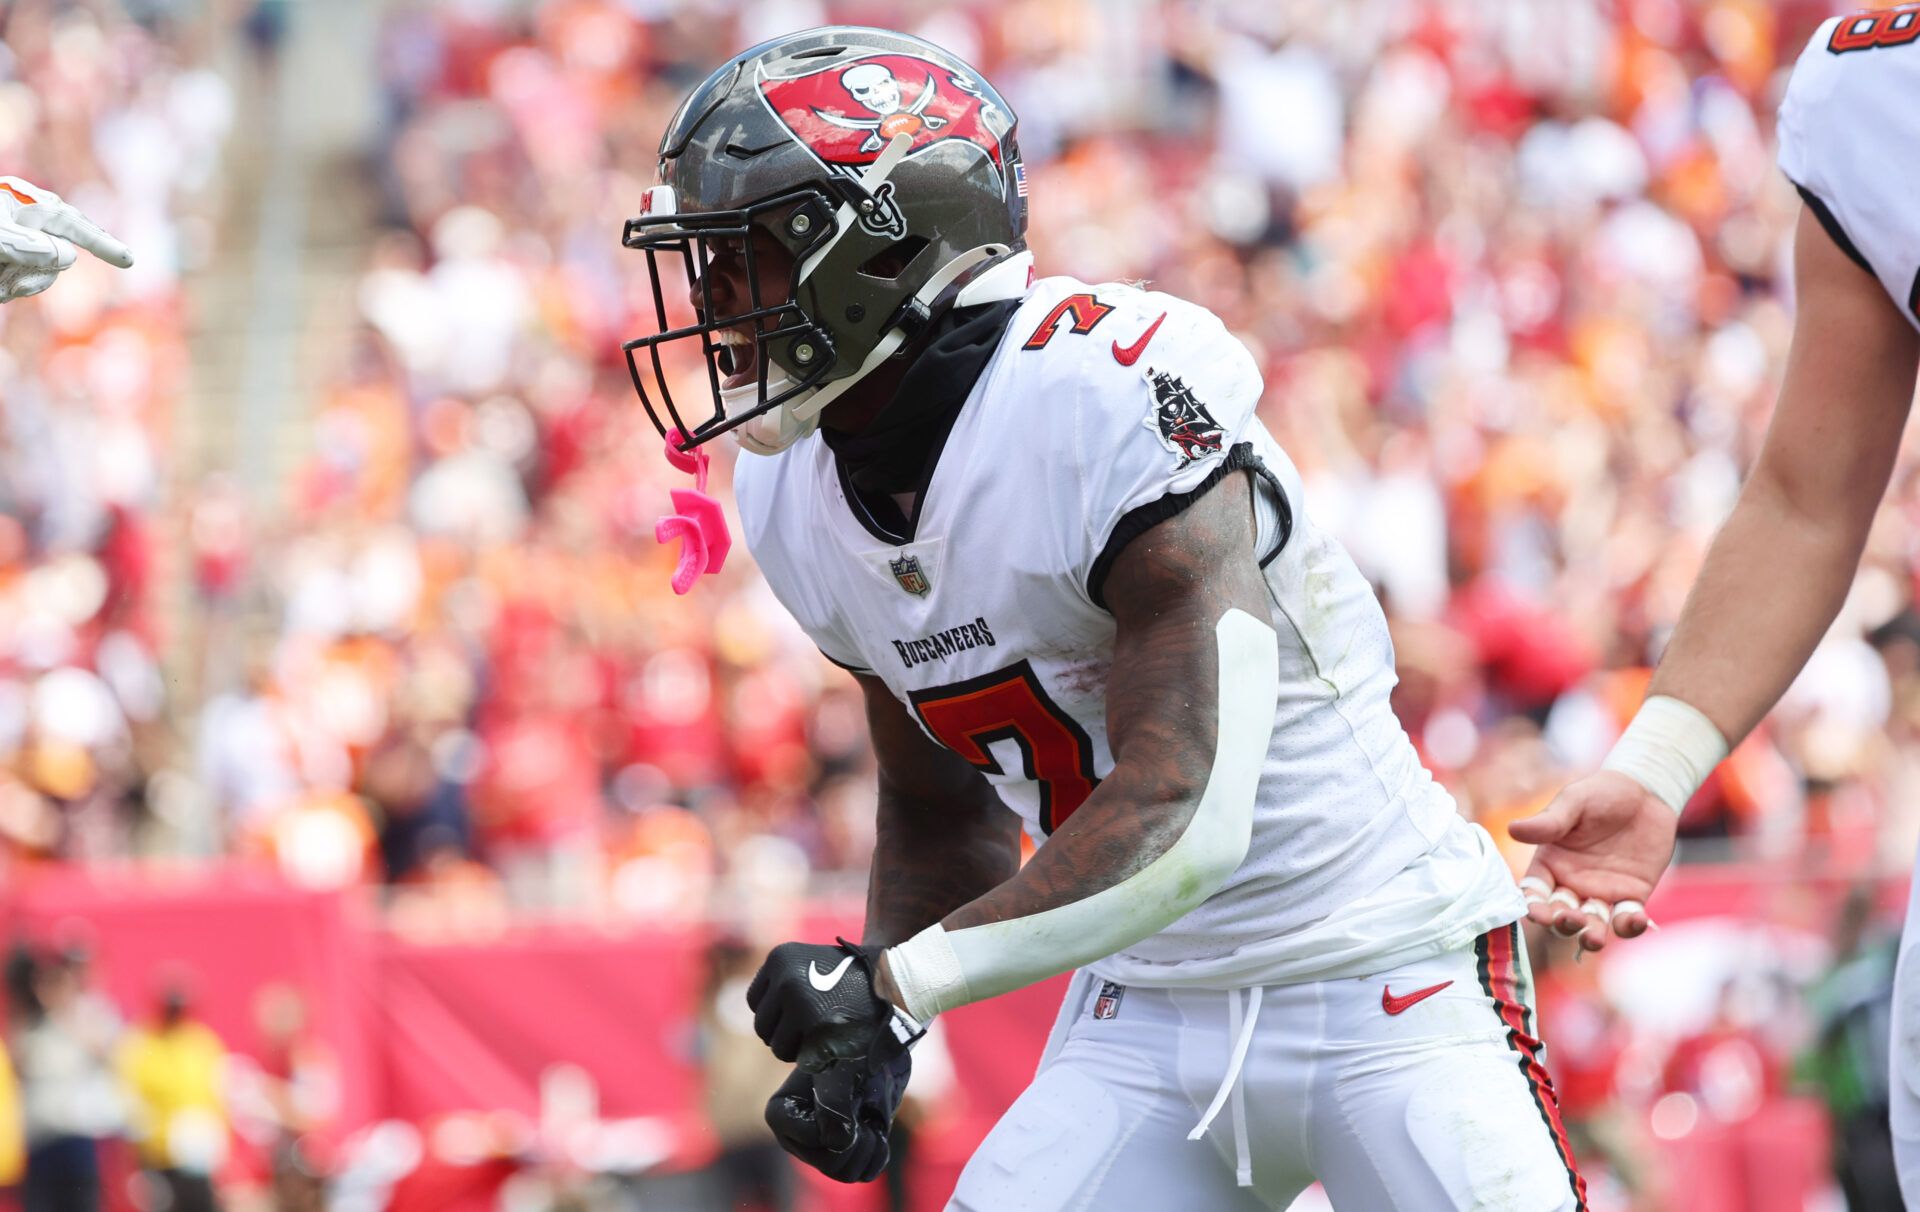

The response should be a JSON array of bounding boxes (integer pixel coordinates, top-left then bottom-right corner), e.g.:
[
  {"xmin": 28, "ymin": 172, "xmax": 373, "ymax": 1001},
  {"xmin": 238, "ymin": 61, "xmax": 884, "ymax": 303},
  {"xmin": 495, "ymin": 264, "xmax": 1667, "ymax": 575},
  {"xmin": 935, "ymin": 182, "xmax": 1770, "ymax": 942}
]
[{"xmin": 823, "ymin": 299, "xmax": 1021, "ymax": 541}]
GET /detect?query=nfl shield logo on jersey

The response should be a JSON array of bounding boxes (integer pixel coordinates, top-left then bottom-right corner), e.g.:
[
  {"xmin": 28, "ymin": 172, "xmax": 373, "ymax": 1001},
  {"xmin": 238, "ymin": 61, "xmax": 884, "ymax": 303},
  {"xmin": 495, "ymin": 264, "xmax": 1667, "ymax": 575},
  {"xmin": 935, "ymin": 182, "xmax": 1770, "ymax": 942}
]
[
  {"xmin": 1093, "ymin": 981, "xmax": 1126, "ymax": 1020},
  {"xmin": 889, "ymin": 554, "xmax": 932, "ymax": 596}
]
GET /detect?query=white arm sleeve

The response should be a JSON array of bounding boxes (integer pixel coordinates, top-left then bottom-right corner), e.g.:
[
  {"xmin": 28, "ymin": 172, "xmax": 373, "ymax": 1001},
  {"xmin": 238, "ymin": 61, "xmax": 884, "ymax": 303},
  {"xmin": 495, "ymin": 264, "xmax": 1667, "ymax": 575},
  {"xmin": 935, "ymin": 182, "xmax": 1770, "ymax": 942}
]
[{"xmin": 884, "ymin": 608, "xmax": 1280, "ymax": 1020}]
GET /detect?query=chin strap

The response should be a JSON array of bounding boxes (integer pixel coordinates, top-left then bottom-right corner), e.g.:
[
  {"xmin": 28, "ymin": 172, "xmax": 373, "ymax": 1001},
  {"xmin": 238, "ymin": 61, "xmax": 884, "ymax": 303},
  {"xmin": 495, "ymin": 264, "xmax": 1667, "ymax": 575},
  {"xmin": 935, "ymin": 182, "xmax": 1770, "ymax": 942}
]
[
  {"xmin": 732, "ymin": 128, "xmax": 1036, "ymax": 455},
  {"xmin": 730, "ymin": 243, "xmax": 1023, "ymax": 454},
  {"xmin": 787, "ymin": 242, "xmax": 1011, "ymax": 423},
  {"xmin": 797, "ymin": 132, "xmax": 917, "ymax": 285}
]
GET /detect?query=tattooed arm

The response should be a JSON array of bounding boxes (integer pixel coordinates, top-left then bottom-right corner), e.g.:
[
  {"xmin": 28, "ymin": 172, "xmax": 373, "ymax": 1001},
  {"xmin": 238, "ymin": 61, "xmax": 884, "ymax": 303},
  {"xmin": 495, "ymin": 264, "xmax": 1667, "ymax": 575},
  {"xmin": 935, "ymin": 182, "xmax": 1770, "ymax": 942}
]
[
  {"xmin": 876, "ymin": 472, "xmax": 1280, "ymax": 1019},
  {"xmin": 857, "ymin": 670, "xmax": 1023, "ymax": 948}
]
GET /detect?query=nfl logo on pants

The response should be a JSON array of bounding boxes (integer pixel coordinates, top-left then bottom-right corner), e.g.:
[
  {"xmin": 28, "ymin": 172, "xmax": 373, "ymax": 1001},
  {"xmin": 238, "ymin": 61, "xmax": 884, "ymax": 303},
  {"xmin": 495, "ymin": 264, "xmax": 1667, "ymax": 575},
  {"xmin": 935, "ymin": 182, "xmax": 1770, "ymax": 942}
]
[{"xmin": 1093, "ymin": 981, "xmax": 1126, "ymax": 1020}]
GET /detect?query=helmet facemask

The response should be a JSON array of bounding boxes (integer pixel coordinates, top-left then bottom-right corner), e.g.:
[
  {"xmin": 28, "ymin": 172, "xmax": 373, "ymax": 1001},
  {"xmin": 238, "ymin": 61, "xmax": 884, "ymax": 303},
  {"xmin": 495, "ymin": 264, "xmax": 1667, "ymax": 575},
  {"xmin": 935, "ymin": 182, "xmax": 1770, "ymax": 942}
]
[{"xmin": 621, "ymin": 184, "xmax": 842, "ymax": 453}]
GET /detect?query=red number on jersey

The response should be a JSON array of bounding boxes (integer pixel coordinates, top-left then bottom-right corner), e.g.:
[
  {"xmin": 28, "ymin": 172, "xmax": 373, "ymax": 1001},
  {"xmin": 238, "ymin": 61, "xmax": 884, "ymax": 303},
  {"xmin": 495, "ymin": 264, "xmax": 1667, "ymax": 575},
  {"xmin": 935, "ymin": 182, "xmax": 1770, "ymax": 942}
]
[
  {"xmin": 1829, "ymin": 6, "xmax": 1920, "ymax": 52},
  {"xmin": 910, "ymin": 661, "xmax": 1100, "ymax": 833},
  {"xmin": 1022, "ymin": 292, "xmax": 1115, "ymax": 350}
]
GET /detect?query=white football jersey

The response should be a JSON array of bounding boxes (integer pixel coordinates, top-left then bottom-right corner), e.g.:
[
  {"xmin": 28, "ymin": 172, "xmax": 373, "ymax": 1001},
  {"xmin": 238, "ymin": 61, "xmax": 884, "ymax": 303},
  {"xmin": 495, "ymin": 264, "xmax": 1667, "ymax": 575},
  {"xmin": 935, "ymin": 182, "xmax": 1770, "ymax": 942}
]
[
  {"xmin": 737, "ymin": 277, "xmax": 1521, "ymax": 988},
  {"xmin": 1779, "ymin": 8, "xmax": 1920, "ymax": 331}
]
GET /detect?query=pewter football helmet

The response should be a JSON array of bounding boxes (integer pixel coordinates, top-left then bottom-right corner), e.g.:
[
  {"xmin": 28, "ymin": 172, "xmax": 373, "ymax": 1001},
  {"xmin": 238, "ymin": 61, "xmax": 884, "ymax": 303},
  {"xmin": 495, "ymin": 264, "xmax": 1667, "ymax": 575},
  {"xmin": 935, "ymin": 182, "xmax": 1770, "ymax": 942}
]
[{"xmin": 621, "ymin": 27, "xmax": 1030, "ymax": 454}]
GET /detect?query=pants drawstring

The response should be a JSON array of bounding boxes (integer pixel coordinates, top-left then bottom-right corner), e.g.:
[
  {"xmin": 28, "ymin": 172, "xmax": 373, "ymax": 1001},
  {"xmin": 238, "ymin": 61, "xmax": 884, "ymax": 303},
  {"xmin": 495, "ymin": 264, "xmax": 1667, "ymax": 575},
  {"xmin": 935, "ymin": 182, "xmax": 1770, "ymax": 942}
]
[{"xmin": 1188, "ymin": 985, "xmax": 1263, "ymax": 1187}]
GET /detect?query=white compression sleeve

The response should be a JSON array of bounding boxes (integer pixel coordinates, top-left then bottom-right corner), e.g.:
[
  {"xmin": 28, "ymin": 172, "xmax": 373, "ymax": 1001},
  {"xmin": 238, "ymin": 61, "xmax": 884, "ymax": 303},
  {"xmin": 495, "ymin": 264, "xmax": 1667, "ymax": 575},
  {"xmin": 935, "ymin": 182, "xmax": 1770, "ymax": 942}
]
[{"xmin": 884, "ymin": 608, "xmax": 1281, "ymax": 1021}]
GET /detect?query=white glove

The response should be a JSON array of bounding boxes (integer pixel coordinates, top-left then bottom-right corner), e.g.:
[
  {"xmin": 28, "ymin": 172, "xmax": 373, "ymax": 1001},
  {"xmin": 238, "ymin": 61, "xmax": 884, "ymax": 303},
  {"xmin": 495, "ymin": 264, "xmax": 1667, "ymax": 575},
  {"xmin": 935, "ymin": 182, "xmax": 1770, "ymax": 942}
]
[{"xmin": 0, "ymin": 176, "xmax": 135, "ymax": 303}]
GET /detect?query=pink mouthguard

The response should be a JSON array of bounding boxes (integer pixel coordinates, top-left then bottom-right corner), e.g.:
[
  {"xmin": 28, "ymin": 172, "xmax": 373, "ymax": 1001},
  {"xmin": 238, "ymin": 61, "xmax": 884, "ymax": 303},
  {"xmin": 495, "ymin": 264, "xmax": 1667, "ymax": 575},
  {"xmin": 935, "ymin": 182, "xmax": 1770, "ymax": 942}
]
[{"xmin": 655, "ymin": 432, "xmax": 731, "ymax": 594}]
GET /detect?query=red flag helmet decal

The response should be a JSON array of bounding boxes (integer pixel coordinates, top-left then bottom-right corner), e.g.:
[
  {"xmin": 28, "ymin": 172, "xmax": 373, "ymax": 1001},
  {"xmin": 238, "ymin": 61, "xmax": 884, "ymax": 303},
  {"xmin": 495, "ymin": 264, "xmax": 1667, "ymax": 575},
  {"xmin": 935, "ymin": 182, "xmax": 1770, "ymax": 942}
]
[{"xmin": 759, "ymin": 53, "xmax": 1005, "ymax": 179}]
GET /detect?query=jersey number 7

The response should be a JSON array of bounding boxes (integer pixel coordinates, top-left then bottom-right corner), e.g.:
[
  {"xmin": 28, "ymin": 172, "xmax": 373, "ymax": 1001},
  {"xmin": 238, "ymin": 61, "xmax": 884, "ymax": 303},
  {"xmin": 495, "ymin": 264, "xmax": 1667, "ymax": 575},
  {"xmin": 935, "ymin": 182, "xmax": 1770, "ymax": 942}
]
[
  {"xmin": 910, "ymin": 660, "xmax": 1100, "ymax": 834},
  {"xmin": 1021, "ymin": 292, "xmax": 1114, "ymax": 351}
]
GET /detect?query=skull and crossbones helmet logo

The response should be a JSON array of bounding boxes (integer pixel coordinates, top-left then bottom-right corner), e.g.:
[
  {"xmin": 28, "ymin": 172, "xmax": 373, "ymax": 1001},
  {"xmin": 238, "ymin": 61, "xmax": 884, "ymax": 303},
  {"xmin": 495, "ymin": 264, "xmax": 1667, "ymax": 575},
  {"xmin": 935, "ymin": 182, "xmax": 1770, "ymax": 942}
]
[
  {"xmin": 823, "ymin": 61, "xmax": 949, "ymax": 151},
  {"xmin": 842, "ymin": 63, "xmax": 904, "ymax": 114}
]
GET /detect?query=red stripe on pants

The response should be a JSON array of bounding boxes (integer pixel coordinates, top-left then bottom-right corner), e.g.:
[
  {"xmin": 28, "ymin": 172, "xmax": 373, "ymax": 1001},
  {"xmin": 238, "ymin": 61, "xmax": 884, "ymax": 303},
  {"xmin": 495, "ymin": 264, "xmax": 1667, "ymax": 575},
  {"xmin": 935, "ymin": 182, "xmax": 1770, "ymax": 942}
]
[{"xmin": 1484, "ymin": 924, "xmax": 1589, "ymax": 1211}]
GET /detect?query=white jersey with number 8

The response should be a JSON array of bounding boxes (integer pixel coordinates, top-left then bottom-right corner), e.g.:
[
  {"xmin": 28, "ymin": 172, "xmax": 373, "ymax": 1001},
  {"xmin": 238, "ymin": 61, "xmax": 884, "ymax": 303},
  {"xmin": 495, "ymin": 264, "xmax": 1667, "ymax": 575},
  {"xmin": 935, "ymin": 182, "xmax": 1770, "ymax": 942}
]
[{"xmin": 1778, "ymin": 8, "xmax": 1920, "ymax": 333}]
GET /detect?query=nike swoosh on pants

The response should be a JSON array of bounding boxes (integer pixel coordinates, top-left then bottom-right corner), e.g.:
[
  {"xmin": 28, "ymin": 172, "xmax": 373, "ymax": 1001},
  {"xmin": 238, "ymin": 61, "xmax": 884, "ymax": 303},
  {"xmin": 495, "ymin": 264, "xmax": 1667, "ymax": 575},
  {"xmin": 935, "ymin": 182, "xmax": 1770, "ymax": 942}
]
[{"xmin": 1381, "ymin": 980, "xmax": 1453, "ymax": 1015}]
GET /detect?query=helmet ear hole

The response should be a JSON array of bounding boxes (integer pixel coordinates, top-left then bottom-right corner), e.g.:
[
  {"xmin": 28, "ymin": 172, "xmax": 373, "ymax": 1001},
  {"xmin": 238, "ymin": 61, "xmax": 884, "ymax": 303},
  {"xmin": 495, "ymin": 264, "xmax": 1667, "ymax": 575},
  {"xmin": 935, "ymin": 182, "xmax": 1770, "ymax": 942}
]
[{"xmin": 858, "ymin": 235, "xmax": 930, "ymax": 280}]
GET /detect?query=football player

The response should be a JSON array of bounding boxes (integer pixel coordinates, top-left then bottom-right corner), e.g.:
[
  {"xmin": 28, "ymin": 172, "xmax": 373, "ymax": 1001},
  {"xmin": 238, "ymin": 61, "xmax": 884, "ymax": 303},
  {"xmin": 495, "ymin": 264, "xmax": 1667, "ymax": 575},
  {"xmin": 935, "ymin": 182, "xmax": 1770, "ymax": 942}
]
[
  {"xmin": 1506, "ymin": 8, "xmax": 1920, "ymax": 1202},
  {"xmin": 0, "ymin": 176, "xmax": 134, "ymax": 302},
  {"xmin": 624, "ymin": 29, "xmax": 1585, "ymax": 1210}
]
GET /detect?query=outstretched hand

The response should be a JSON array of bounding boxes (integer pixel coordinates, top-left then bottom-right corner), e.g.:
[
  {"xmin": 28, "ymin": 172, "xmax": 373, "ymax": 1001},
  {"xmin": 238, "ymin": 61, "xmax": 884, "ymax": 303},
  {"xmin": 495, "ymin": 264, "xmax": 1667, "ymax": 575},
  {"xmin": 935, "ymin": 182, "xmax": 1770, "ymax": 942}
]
[
  {"xmin": 1508, "ymin": 770, "xmax": 1679, "ymax": 953},
  {"xmin": 0, "ymin": 176, "xmax": 135, "ymax": 303}
]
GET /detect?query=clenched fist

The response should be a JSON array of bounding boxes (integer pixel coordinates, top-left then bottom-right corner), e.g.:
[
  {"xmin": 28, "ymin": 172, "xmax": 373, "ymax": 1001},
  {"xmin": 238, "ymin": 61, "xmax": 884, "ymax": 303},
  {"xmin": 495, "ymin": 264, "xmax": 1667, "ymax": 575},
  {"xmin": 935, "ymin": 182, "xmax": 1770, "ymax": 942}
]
[
  {"xmin": 765, "ymin": 1054, "xmax": 912, "ymax": 1183},
  {"xmin": 746, "ymin": 938, "xmax": 918, "ymax": 1072}
]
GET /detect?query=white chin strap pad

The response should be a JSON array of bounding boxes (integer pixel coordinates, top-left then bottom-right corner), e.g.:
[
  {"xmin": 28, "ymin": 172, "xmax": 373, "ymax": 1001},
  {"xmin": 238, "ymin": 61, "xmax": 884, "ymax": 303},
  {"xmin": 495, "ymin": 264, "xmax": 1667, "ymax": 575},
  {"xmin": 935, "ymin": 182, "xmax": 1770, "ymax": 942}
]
[
  {"xmin": 884, "ymin": 608, "xmax": 1281, "ymax": 1021},
  {"xmin": 954, "ymin": 250, "xmax": 1033, "ymax": 307},
  {"xmin": 730, "ymin": 379, "xmax": 819, "ymax": 455}
]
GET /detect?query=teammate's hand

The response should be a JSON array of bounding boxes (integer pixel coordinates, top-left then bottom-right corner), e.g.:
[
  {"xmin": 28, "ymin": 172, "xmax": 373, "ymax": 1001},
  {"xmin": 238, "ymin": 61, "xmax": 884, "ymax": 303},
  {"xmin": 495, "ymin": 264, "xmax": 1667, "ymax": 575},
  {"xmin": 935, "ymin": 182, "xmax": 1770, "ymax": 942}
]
[
  {"xmin": 746, "ymin": 938, "xmax": 914, "ymax": 1071},
  {"xmin": 764, "ymin": 1053, "xmax": 912, "ymax": 1183},
  {"xmin": 1508, "ymin": 770, "xmax": 1678, "ymax": 953},
  {"xmin": 0, "ymin": 176, "xmax": 134, "ymax": 303}
]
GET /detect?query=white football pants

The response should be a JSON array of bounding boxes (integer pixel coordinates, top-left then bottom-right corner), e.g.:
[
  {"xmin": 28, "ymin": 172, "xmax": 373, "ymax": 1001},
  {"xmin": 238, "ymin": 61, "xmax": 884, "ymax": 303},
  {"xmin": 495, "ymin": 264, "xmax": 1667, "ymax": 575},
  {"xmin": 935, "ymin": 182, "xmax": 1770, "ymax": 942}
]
[
  {"xmin": 947, "ymin": 923, "xmax": 1586, "ymax": 1211},
  {"xmin": 1890, "ymin": 848, "xmax": 1920, "ymax": 1207}
]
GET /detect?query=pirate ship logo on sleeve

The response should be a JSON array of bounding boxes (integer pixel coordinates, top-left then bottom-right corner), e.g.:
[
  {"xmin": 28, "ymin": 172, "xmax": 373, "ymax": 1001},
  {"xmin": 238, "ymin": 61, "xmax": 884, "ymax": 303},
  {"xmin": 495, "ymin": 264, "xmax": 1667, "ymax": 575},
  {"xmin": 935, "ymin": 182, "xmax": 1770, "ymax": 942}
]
[
  {"xmin": 759, "ymin": 54, "xmax": 1007, "ymax": 178},
  {"xmin": 1143, "ymin": 368, "xmax": 1226, "ymax": 468}
]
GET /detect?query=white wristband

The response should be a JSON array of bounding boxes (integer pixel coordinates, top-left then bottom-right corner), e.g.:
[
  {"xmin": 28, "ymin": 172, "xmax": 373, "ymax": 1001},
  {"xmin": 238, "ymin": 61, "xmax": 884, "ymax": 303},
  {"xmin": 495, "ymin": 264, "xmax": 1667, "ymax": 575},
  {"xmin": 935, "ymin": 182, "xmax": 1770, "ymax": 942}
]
[
  {"xmin": 1601, "ymin": 695, "xmax": 1729, "ymax": 815},
  {"xmin": 885, "ymin": 923, "xmax": 969, "ymax": 1023}
]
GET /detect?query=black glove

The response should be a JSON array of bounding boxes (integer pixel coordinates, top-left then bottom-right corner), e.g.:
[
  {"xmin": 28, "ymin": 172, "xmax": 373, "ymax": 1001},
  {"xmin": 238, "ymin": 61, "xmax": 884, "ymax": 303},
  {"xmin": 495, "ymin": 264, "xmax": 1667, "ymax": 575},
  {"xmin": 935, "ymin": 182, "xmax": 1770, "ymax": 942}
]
[
  {"xmin": 746, "ymin": 937, "xmax": 920, "ymax": 1072},
  {"xmin": 764, "ymin": 1051, "xmax": 912, "ymax": 1183}
]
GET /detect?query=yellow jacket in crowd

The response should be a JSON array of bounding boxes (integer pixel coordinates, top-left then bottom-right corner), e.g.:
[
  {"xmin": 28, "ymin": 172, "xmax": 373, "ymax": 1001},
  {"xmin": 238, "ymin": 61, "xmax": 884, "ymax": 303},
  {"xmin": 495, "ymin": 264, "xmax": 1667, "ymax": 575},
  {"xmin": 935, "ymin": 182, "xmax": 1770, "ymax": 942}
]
[
  {"xmin": 0, "ymin": 1047, "xmax": 21, "ymax": 1185},
  {"xmin": 118, "ymin": 1019, "xmax": 227, "ymax": 1170}
]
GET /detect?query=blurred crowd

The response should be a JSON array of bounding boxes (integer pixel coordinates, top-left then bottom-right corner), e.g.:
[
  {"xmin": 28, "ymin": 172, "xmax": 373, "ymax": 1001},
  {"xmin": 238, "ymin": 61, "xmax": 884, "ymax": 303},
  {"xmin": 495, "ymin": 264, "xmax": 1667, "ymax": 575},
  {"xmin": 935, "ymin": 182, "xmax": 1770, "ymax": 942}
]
[
  {"xmin": 0, "ymin": 1, "xmax": 232, "ymax": 880},
  {"xmin": 5, "ymin": 0, "xmax": 1912, "ymax": 918},
  {"xmin": 1, "ymin": 937, "xmax": 335, "ymax": 1212},
  {"xmin": 185, "ymin": 0, "xmax": 1920, "ymax": 910},
  {"xmin": 1, "ymin": 0, "xmax": 1919, "ymax": 1205}
]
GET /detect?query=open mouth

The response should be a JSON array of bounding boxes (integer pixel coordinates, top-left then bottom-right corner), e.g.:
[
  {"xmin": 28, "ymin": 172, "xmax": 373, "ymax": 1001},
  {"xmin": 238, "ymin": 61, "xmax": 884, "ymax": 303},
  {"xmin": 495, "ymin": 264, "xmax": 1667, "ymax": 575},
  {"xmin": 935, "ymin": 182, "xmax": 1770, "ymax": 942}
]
[{"xmin": 715, "ymin": 328, "xmax": 759, "ymax": 390}]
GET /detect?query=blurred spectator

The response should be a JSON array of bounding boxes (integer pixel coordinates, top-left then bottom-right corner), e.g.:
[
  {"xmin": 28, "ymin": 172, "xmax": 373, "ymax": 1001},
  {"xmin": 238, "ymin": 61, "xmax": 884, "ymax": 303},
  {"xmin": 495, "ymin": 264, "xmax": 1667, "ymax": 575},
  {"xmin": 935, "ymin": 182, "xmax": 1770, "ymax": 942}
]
[
  {"xmin": 1536, "ymin": 950, "xmax": 1652, "ymax": 1207},
  {"xmin": 696, "ymin": 935, "xmax": 797, "ymax": 1212},
  {"xmin": 9, "ymin": 944, "xmax": 121, "ymax": 1212},
  {"xmin": 119, "ymin": 980, "xmax": 228, "ymax": 1212},
  {"xmin": 246, "ymin": 984, "xmax": 337, "ymax": 1212},
  {"xmin": 1660, "ymin": 978, "xmax": 1787, "ymax": 1122},
  {"xmin": 0, "ymin": 1040, "xmax": 20, "ymax": 1192},
  {"xmin": 1799, "ymin": 886, "xmax": 1902, "ymax": 1210}
]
